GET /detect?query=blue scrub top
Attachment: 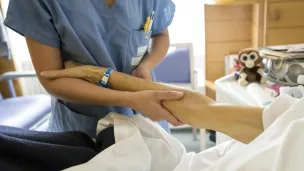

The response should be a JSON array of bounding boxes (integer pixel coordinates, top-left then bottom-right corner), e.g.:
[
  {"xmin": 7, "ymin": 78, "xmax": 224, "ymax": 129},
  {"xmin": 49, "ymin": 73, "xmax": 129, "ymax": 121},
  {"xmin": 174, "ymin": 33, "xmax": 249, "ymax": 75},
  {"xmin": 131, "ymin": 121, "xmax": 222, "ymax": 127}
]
[{"xmin": 4, "ymin": 0, "xmax": 176, "ymax": 137}]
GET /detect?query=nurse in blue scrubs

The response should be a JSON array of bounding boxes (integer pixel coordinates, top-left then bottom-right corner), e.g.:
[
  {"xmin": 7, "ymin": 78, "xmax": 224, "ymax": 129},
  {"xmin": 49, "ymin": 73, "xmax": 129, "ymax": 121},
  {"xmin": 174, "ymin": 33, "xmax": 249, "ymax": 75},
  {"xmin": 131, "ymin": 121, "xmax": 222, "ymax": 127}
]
[{"xmin": 4, "ymin": 0, "xmax": 183, "ymax": 137}]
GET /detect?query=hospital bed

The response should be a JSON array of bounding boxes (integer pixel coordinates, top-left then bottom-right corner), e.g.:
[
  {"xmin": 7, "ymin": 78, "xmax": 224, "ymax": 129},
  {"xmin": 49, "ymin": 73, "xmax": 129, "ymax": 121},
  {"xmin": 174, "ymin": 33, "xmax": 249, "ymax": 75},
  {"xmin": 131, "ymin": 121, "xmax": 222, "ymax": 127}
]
[{"xmin": 215, "ymin": 74, "xmax": 276, "ymax": 145}]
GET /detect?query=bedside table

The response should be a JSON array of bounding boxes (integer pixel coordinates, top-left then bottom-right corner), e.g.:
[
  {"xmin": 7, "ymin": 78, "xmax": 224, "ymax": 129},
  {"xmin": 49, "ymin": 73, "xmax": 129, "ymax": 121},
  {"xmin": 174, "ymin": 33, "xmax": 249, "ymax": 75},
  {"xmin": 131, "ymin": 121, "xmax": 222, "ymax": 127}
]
[{"xmin": 215, "ymin": 74, "xmax": 276, "ymax": 145}]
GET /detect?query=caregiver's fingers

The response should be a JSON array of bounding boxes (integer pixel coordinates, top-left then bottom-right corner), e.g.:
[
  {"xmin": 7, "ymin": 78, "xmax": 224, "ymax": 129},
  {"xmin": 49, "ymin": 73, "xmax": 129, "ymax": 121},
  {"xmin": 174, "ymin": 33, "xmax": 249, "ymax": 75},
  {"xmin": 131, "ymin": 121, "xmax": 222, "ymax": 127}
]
[
  {"xmin": 159, "ymin": 107, "xmax": 183, "ymax": 126},
  {"xmin": 155, "ymin": 91, "xmax": 184, "ymax": 101},
  {"xmin": 153, "ymin": 91, "xmax": 184, "ymax": 126}
]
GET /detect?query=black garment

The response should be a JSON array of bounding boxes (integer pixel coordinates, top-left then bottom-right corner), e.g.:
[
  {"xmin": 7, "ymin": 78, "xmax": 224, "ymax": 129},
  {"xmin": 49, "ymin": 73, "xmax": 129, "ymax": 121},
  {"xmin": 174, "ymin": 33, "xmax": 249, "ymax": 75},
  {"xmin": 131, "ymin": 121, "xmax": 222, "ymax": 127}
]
[
  {"xmin": 0, "ymin": 125, "xmax": 115, "ymax": 171},
  {"xmin": 209, "ymin": 130, "xmax": 216, "ymax": 142},
  {"xmin": 95, "ymin": 126, "xmax": 115, "ymax": 152}
]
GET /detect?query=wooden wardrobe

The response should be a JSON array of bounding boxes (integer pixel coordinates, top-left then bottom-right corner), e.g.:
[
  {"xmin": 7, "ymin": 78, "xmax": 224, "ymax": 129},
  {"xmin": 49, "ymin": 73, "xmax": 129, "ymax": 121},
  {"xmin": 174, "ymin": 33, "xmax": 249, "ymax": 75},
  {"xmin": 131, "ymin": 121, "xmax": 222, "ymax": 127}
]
[{"xmin": 204, "ymin": 0, "xmax": 304, "ymax": 99}]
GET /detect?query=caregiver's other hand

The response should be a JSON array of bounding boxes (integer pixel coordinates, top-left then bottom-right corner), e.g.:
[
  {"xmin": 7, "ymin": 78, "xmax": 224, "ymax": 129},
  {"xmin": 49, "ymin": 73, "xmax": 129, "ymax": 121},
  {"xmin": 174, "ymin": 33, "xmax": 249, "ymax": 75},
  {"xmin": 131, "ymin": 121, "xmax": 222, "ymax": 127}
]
[
  {"xmin": 131, "ymin": 65, "xmax": 152, "ymax": 81},
  {"xmin": 130, "ymin": 90, "xmax": 184, "ymax": 126}
]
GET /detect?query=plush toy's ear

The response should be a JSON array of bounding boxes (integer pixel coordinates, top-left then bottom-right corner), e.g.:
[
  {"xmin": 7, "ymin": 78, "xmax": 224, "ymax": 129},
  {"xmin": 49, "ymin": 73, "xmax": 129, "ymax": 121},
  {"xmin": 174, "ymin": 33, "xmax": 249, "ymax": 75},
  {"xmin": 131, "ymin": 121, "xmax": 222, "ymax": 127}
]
[
  {"xmin": 233, "ymin": 58, "xmax": 238, "ymax": 65},
  {"xmin": 233, "ymin": 58, "xmax": 240, "ymax": 68},
  {"xmin": 258, "ymin": 60, "xmax": 265, "ymax": 68}
]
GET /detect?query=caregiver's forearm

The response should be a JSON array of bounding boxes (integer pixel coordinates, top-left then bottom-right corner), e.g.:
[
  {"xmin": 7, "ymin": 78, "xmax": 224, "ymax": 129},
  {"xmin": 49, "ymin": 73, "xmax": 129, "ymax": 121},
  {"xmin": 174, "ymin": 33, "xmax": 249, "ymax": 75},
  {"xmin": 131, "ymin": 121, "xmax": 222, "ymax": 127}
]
[
  {"xmin": 25, "ymin": 36, "xmax": 132, "ymax": 108},
  {"xmin": 42, "ymin": 78, "xmax": 132, "ymax": 107},
  {"xmin": 140, "ymin": 29, "xmax": 170, "ymax": 70}
]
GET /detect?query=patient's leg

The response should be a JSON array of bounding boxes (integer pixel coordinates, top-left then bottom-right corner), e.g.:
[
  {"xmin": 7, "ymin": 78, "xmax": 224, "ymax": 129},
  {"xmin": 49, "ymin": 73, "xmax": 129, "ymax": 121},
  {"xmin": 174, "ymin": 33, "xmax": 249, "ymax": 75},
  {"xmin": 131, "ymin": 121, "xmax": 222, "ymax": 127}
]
[{"xmin": 41, "ymin": 61, "xmax": 264, "ymax": 144}]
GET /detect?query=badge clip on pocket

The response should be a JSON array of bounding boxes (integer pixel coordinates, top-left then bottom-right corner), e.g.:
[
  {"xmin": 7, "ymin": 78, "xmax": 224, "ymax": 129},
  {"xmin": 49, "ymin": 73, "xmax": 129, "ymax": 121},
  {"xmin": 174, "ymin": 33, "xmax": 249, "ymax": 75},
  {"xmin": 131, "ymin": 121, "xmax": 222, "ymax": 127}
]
[
  {"xmin": 145, "ymin": 31, "xmax": 152, "ymax": 39},
  {"xmin": 144, "ymin": 11, "xmax": 154, "ymax": 39}
]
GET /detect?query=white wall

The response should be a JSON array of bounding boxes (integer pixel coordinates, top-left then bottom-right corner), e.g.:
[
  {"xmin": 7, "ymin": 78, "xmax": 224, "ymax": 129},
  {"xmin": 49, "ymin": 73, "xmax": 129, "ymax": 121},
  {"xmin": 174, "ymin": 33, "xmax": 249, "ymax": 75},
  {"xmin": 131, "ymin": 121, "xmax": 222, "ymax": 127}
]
[
  {"xmin": 1, "ymin": 0, "xmax": 31, "ymax": 71},
  {"xmin": 169, "ymin": 0, "xmax": 205, "ymax": 72}
]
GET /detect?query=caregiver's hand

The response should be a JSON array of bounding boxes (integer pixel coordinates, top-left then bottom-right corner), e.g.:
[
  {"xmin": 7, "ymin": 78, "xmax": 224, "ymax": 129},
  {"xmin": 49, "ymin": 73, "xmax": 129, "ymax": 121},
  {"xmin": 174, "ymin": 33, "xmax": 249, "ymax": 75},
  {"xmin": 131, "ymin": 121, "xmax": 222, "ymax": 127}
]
[
  {"xmin": 130, "ymin": 90, "xmax": 184, "ymax": 126},
  {"xmin": 131, "ymin": 65, "xmax": 183, "ymax": 125}
]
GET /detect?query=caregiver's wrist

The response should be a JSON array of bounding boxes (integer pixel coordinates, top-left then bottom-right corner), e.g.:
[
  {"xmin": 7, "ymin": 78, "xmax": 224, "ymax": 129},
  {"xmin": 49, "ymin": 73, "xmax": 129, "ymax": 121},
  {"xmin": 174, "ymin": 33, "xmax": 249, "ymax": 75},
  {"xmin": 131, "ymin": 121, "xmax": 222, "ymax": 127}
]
[
  {"xmin": 119, "ymin": 91, "xmax": 143, "ymax": 109},
  {"xmin": 112, "ymin": 91, "xmax": 134, "ymax": 107},
  {"xmin": 114, "ymin": 91, "xmax": 145, "ymax": 109}
]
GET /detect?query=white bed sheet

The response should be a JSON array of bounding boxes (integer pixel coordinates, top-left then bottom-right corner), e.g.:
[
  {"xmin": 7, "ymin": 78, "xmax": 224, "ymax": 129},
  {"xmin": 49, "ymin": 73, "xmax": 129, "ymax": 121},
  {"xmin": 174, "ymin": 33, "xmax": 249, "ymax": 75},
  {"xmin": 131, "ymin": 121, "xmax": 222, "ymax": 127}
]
[{"xmin": 65, "ymin": 94, "xmax": 304, "ymax": 171}]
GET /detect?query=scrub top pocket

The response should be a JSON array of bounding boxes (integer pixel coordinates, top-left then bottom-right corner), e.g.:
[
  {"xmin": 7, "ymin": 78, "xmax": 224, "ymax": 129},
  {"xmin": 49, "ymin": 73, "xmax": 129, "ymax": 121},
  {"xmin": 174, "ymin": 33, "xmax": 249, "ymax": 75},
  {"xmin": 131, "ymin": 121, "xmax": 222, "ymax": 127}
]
[{"xmin": 127, "ymin": 30, "xmax": 151, "ymax": 71}]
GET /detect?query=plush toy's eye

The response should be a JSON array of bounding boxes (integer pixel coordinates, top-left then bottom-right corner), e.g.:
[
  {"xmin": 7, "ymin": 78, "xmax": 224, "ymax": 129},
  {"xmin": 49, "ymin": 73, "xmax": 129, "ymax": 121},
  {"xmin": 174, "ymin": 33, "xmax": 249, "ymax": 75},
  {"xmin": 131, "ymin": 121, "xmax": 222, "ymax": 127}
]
[
  {"xmin": 249, "ymin": 52, "xmax": 258, "ymax": 61},
  {"xmin": 242, "ymin": 55, "xmax": 248, "ymax": 61}
]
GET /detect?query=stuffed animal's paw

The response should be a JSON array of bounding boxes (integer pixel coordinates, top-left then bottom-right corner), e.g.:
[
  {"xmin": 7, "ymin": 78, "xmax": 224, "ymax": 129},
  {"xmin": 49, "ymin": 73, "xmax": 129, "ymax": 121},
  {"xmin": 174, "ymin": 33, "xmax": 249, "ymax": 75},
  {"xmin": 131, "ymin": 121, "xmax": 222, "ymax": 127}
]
[
  {"xmin": 238, "ymin": 79, "xmax": 248, "ymax": 86},
  {"xmin": 260, "ymin": 76, "xmax": 267, "ymax": 84}
]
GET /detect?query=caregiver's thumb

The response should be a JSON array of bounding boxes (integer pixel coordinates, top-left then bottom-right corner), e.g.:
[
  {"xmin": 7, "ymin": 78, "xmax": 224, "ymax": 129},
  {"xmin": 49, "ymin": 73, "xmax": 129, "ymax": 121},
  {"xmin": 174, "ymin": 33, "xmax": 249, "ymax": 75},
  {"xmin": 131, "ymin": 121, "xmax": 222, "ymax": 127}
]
[{"xmin": 155, "ymin": 91, "xmax": 184, "ymax": 101}]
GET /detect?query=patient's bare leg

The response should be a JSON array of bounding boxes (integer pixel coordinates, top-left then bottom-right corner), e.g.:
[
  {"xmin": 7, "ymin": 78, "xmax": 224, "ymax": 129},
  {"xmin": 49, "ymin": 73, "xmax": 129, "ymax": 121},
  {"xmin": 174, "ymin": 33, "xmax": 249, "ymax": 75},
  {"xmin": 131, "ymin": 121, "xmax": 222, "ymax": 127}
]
[{"xmin": 41, "ymin": 61, "xmax": 264, "ymax": 144}]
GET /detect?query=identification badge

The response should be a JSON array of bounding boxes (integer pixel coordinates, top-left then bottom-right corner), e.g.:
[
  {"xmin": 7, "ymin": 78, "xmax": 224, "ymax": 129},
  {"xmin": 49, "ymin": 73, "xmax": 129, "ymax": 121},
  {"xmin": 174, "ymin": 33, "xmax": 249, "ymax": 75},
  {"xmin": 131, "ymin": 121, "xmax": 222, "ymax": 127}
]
[
  {"xmin": 137, "ymin": 45, "xmax": 148, "ymax": 57},
  {"xmin": 131, "ymin": 57, "xmax": 142, "ymax": 66},
  {"xmin": 131, "ymin": 45, "xmax": 148, "ymax": 66}
]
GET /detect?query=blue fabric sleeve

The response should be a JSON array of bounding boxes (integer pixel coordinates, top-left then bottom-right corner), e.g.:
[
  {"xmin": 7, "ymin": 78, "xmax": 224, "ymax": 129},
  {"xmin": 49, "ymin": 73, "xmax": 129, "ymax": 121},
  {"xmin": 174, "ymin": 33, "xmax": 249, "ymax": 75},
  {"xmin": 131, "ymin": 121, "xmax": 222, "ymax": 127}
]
[
  {"xmin": 4, "ymin": 0, "xmax": 60, "ymax": 48},
  {"xmin": 152, "ymin": 0, "xmax": 176, "ymax": 36}
]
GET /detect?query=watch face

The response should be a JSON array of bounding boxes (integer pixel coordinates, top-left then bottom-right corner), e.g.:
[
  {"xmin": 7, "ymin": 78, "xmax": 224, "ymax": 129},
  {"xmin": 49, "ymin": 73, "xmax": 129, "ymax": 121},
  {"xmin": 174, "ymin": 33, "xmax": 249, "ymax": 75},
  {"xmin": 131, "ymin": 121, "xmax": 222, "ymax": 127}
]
[{"xmin": 288, "ymin": 89, "xmax": 303, "ymax": 99}]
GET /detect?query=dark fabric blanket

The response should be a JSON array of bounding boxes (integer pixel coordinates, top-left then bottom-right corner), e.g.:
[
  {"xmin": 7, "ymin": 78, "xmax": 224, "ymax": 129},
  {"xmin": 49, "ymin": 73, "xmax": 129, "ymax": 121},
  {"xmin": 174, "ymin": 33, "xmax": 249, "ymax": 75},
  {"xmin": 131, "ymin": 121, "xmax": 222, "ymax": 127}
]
[{"xmin": 0, "ymin": 125, "xmax": 115, "ymax": 171}]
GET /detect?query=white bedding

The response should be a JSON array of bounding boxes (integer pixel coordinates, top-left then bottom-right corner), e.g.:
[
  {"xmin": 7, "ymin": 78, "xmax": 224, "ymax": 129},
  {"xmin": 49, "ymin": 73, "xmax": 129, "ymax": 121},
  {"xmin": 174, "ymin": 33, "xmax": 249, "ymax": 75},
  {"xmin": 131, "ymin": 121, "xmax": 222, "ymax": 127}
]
[{"xmin": 65, "ymin": 95, "xmax": 304, "ymax": 171}]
